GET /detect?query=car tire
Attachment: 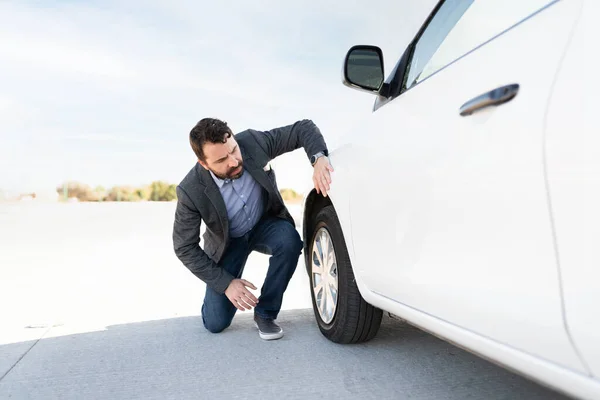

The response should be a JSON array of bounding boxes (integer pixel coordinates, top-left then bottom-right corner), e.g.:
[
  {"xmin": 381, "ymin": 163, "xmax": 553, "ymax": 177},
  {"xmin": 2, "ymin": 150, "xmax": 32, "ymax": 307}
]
[{"xmin": 308, "ymin": 205, "xmax": 383, "ymax": 344}]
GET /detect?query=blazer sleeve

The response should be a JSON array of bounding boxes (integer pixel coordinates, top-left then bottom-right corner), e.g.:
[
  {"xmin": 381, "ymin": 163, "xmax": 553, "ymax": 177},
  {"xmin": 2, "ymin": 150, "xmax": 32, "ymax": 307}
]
[
  {"xmin": 172, "ymin": 186, "xmax": 234, "ymax": 294},
  {"xmin": 249, "ymin": 119, "xmax": 328, "ymax": 162}
]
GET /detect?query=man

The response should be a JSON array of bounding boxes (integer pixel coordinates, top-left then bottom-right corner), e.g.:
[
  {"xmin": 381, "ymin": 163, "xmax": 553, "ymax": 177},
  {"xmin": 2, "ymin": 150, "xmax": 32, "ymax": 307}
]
[{"xmin": 172, "ymin": 118, "xmax": 332, "ymax": 340}]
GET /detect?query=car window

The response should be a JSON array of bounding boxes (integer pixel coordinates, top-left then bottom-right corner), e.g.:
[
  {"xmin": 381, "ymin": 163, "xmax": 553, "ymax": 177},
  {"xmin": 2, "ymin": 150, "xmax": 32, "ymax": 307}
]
[{"xmin": 403, "ymin": 0, "xmax": 556, "ymax": 91}]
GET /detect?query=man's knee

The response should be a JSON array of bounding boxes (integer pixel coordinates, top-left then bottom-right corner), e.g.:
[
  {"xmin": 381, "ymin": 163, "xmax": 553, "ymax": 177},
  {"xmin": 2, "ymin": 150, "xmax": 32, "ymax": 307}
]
[
  {"xmin": 202, "ymin": 314, "xmax": 233, "ymax": 333},
  {"xmin": 277, "ymin": 224, "xmax": 303, "ymax": 255}
]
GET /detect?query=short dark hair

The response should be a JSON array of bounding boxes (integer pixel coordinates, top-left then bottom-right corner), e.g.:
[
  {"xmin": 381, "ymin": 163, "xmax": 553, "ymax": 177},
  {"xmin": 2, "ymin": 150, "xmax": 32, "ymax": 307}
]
[{"xmin": 189, "ymin": 118, "xmax": 233, "ymax": 161}]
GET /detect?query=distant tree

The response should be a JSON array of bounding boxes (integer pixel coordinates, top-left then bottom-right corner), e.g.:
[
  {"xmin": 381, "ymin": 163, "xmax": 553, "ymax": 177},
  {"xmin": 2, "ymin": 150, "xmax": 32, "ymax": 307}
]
[
  {"xmin": 149, "ymin": 181, "xmax": 177, "ymax": 201},
  {"xmin": 55, "ymin": 181, "xmax": 178, "ymax": 202},
  {"xmin": 56, "ymin": 181, "xmax": 100, "ymax": 201},
  {"xmin": 135, "ymin": 186, "xmax": 151, "ymax": 201},
  {"xmin": 94, "ymin": 186, "xmax": 107, "ymax": 201},
  {"xmin": 105, "ymin": 185, "xmax": 143, "ymax": 202},
  {"xmin": 279, "ymin": 188, "xmax": 302, "ymax": 203}
]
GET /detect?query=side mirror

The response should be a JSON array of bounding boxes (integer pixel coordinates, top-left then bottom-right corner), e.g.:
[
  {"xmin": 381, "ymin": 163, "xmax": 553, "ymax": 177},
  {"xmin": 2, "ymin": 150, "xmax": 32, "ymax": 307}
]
[{"xmin": 343, "ymin": 45, "xmax": 384, "ymax": 94}]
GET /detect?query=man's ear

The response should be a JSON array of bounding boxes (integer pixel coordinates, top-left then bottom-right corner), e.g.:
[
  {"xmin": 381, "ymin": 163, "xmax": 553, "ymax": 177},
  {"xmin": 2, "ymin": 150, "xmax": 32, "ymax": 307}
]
[{"xmin": 197, "ymin": 159, "xmax": 209, "ymax": 170}]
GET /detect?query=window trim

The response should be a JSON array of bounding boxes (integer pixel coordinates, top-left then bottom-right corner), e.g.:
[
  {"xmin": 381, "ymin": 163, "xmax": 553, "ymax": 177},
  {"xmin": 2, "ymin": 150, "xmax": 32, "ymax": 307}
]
[
  {"xmin": 384, "ymin": 0, "xmax": 447, "ymax": 100},
  {"xmin": 382, "ymin": 0, "xmax": 560, "ymax": 104}
]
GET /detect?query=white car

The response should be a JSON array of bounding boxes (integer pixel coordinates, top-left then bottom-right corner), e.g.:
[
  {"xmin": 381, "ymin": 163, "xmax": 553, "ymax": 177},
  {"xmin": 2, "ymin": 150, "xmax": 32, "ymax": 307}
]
[{"xmin": 301, "ymin": 1, "xmax": 598, "ymax": 399}]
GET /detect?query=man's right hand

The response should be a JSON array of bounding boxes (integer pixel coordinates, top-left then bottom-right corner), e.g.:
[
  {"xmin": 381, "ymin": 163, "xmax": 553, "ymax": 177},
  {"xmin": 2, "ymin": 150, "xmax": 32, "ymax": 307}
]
[{"xmin": 225, "ymin": 279, "xmax": 258, "ymax": 311}]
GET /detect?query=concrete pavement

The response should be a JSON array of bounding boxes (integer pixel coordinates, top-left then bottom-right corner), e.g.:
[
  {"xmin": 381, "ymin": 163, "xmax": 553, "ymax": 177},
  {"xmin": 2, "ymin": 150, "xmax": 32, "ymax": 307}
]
[
  {"xmin": 0, "ymin": 310, "xmax": 569, "ymax": 400},
  {"xmin": 0, "ymin": 201, "xmax": 570, "ymax": 399}
]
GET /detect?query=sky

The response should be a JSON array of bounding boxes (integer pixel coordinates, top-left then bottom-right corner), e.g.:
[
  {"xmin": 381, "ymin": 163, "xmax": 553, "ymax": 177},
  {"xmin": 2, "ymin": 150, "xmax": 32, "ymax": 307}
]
[{"xmin": 0, "ymin": 0, "xmax": 436, "ymax": 196}]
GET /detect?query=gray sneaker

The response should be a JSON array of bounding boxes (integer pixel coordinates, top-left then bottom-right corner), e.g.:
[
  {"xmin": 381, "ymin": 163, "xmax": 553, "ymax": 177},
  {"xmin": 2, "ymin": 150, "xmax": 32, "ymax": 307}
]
[{"xmin": 254, "ymin": 314, "xmax": 284, "ymax": 340}]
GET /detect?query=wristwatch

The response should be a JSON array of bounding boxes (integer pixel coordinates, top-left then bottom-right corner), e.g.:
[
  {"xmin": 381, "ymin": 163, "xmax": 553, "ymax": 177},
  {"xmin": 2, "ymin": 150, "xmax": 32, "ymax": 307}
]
[{"xmin": 310, "ymin": 150, "xmax": 328, "ymax": 166}]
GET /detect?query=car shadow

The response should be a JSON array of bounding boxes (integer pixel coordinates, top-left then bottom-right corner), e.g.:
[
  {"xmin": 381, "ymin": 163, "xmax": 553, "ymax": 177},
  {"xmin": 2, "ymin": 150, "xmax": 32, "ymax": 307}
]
[{"xmin": 0, "ymin": 309, "xmax": 570, "ymax": 400}]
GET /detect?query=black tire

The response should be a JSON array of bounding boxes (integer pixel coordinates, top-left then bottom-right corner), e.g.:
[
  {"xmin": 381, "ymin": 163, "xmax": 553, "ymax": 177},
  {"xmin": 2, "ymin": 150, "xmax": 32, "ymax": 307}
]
[{"xmin": 308, "ymin": 205, "xmax": 383, "ymax": 344}]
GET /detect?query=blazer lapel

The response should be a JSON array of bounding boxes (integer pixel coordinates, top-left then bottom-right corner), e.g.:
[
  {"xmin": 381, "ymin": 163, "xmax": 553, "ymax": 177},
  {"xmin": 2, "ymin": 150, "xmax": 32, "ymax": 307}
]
[
  {"xmin": 197, "ymin": 164, "xmax": 229, "ymax": 235},
  {"xmin": 240, "ymin": 147, "xmax": 273, "ymax": 193}
]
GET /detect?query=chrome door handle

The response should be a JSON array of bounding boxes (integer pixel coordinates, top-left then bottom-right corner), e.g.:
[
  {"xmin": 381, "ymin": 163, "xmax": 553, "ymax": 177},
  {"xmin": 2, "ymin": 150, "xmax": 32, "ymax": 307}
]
[{"xmin": 459, "ymin": 84, "xmax": 519, "ymax": 116}]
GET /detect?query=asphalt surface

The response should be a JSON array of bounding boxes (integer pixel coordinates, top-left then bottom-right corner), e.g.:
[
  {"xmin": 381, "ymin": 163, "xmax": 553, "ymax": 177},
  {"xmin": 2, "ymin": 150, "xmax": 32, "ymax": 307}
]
[{"xmin": 0, "ymin": 201, "xmax": 571, "ymax": 399}]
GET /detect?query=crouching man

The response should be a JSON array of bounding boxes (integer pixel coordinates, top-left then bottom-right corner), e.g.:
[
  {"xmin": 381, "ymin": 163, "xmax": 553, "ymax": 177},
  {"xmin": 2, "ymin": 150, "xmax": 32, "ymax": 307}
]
[{"xmin": 173, "ymin": 118, "xmax": 332, "ymax": 340}]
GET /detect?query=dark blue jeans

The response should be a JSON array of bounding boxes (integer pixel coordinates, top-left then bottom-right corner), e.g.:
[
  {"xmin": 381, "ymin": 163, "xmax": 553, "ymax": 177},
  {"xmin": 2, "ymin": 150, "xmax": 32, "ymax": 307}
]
[{"xmin": 201, "ymin": 216, "xmax": 303, "ymax": 333}]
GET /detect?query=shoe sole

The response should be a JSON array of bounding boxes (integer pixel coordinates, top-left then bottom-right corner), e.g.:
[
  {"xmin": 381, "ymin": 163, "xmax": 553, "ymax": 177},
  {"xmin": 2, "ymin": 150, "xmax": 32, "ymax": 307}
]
[{"xmin": 254, "ymin": 322, "xmax": 284, "ymax": 340}]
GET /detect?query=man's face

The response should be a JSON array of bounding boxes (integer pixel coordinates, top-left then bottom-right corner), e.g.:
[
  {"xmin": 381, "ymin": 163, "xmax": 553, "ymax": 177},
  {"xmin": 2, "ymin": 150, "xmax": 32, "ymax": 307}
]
[{"xmin": 198, "ymin": 135, "xmax": 244, "ymax": 180}]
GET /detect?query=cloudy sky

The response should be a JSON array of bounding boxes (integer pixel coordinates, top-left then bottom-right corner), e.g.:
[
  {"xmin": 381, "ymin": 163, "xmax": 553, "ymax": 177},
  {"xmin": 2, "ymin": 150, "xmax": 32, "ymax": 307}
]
[{"xmin": 0, "ymin": 0, "xmax": 435, "ymax": 195}]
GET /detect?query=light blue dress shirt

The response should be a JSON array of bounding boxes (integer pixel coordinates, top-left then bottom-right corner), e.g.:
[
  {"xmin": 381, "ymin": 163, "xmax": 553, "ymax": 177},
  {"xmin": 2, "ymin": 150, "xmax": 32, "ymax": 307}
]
[{"xmin": 210, "ymin": 168, "xmax": 265, "ymax": 238}]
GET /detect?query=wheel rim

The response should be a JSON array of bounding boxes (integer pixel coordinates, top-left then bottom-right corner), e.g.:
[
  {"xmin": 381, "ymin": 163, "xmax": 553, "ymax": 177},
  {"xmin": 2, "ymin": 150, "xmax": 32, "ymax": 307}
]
[{"xmin": 311, "ymin": 227, "xmax": 338, "ymax": 324}]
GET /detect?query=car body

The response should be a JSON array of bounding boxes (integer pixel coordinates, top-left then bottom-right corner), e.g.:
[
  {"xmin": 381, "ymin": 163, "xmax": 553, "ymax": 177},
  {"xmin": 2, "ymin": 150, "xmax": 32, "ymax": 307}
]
[{"xmin": 300, "ymin": 0, "xmax": 598, "ymax": 399}]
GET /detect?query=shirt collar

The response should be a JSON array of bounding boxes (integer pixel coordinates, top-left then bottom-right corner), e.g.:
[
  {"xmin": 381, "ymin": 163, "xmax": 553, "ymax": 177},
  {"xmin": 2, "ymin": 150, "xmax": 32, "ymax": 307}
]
[{"xmin": 209, "ymin": 170, "xmax": 232, "ymax": 188}]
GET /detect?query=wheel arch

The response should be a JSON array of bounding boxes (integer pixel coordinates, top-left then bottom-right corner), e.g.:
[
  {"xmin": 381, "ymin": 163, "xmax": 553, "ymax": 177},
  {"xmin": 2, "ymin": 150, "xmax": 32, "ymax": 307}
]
[
  {"xmin": 302, "ymin": 189, "xmax": 333, "ymax": 270},
  {"xmin": 302, "ymin": 189, "xmax": 357, "ymax": 274}
]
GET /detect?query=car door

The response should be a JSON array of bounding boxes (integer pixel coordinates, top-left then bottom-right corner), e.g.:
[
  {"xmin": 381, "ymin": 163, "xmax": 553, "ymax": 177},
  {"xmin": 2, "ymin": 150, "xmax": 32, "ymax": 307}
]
[
  {"xmin": 544, "ymin": 1, "xmax": 600, "ymax": 376},
  {"xmin": 347, "ymin": 0, "xmax": 587, "ymax": 371}
]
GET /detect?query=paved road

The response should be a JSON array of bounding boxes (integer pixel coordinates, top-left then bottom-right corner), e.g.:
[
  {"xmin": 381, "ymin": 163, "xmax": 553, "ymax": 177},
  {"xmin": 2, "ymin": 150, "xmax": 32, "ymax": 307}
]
[{"xmin": 0, "ymin": 202, "xmax": 570, "ymax": 399}]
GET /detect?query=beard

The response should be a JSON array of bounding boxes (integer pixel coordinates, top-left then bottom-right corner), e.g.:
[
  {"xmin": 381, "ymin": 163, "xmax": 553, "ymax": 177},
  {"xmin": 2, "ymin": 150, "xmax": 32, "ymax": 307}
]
[{"xmin": 212, "ymin": 161, "xmax": 244, "ymax": 180}]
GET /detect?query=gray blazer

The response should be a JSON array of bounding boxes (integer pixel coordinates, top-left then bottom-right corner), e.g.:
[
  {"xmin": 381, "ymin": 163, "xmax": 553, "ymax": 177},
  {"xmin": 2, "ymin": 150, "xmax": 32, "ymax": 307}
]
[{"xmin": 172, "ymin": 119, "xmax": 328, "ymax": 293}]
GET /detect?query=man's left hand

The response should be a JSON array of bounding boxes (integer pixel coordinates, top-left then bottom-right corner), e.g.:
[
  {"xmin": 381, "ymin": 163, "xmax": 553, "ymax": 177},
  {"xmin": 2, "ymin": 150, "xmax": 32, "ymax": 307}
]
[{"xmin": 312, "ymin": 157, "xmax": 334, "ymax": 197}]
